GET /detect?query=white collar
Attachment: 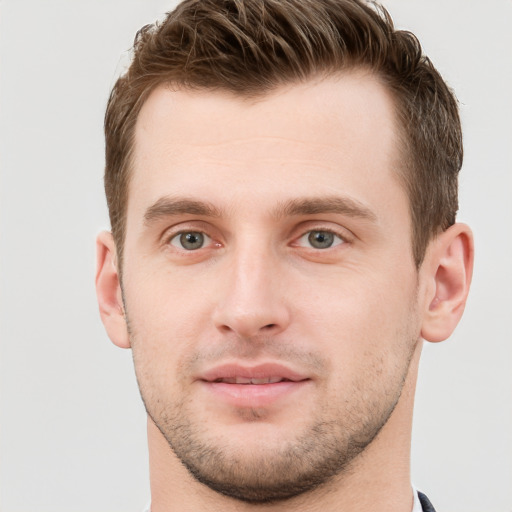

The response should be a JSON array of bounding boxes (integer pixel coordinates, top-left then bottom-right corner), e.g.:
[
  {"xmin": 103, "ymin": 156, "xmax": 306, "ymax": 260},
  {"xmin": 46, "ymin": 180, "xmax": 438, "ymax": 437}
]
[{"xmin": 412, "ymin": 486, "xmax": 423, "ymax": 512}]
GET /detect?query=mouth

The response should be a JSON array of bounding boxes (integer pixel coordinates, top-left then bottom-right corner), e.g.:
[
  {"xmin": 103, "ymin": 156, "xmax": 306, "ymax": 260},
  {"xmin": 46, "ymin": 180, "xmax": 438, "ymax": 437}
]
[
  {"xmin": 211, "ymin": 376, "xmax": 298, "ymax": 384},
  {"xmin": 199, "ymin": 362, "xmax": 309, "ymax": 384},
  {"xmin": 198, "ymin": 363, "xmax": 311, "ymax": 407}
]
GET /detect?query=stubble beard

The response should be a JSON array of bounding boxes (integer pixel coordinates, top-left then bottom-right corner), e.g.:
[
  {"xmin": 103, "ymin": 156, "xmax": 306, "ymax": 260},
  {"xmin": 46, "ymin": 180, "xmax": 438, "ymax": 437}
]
[
  {"xmin": 148, "ymin": 395, "xmax": 403, "ymax": 503},
  {"xmin": 131, "ymin": 337, "xmax": 418, "ymax": 504}
]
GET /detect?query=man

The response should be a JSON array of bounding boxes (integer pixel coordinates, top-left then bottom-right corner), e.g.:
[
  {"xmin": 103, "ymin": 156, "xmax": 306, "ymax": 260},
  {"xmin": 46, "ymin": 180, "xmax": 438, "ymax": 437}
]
[{"xmin": 95, "ymin": 1, "xmax": 473, "ymax": 510}]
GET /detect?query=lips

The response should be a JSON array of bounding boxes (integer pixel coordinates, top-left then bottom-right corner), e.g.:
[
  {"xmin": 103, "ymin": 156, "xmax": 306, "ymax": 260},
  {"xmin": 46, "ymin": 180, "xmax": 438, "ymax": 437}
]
[
  {"xmin": 198, "ymin": 363, "xmax": 311, "ymax": 408},
  {"xmin": 199, "ymin": 363, "xmax": 309, "ymax": 384}
]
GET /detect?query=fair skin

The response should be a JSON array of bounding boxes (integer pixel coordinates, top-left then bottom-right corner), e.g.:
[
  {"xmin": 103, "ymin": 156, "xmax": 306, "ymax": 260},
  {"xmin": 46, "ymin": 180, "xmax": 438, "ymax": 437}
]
[{"xmin": 96, "ymin": 72, "xmax": 473, "ymax": 512}]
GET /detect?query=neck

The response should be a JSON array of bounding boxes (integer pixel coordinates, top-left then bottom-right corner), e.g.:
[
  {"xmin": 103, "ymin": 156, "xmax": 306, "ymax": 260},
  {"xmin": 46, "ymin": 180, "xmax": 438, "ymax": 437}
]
[{"xmin": 148, "ymin": 343, "xmax": 422, "ymax": 512}]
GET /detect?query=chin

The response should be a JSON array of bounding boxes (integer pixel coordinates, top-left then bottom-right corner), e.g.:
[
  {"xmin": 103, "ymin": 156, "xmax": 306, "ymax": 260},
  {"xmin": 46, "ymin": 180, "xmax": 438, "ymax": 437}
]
[{"xmin": 148, "ymin": 396, "xmax": 397, "ymax": 504}]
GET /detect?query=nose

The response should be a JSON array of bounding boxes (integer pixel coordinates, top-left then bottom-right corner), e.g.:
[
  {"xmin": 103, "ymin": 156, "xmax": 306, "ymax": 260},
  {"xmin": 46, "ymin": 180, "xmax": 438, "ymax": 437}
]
[{"xmin": 212, "ymin": 244, "xmax": 291, "ymax": 339}]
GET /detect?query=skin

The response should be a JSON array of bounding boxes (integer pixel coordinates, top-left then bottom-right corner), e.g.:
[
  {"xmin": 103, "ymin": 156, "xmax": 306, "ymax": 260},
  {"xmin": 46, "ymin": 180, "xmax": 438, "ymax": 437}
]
[{"xmin": 96, "ymin": 71, "xmax": 473, "ymax": 512}]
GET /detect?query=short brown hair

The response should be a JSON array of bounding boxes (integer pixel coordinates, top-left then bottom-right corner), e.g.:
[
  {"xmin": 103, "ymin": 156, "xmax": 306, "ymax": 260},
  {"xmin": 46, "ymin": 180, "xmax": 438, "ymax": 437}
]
[{"xmin": 104, "ymin": 0, "xmax": 462, "ymax": 267}]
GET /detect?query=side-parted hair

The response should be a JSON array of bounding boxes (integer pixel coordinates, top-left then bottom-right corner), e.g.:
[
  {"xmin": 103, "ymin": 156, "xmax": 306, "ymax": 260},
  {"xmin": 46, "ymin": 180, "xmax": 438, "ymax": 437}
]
[{"xmin": 104, "ymin": 0, "xmax": 462, "ymax": 268}]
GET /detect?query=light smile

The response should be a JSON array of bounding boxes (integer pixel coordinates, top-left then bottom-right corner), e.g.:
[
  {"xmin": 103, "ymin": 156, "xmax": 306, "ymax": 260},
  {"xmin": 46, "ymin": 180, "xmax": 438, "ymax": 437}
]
[
  {"xmin": 199, "ymin": 362, "xmax": 310, "ymax": 384},
  {"xmin": 197, "ymin": 363, "xmax": 312, "ymax": 407}
]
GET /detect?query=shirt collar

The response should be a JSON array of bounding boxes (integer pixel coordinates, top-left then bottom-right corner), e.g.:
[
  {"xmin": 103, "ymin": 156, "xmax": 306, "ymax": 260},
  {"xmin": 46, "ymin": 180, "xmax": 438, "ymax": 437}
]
[
  {"xmin": 412, "ymin": 486, "xmax": 423, "ymax": 512},
  {"xmin": 144, "ymin": 485, "xmax": 426, "ymax": 511}
]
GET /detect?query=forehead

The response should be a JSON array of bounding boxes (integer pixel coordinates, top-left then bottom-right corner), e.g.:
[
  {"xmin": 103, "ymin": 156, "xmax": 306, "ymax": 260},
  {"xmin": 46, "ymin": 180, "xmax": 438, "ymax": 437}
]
[
  {"xmin": 135, "ymin": 71, "xmax": 398, "ymax": 156},
  {"xmin": 129, "ymin": 71, "xmax": 405, "ymax": 224}
]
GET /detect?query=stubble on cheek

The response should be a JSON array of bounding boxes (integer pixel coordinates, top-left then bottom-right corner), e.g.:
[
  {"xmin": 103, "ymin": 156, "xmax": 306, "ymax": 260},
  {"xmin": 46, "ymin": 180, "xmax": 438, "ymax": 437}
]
[
  {"xmin": 132, "ymin": 341, "xmax": 419, "ymax": 503},
  {"xmin": 123, "ymin": 277, "xmax": 422, "ymax": 503}
]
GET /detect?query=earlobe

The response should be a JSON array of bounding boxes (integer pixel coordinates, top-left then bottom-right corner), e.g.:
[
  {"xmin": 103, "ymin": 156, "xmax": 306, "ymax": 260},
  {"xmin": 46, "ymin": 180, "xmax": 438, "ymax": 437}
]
[
  {"xmin": 420, "ymin": 223, "xmax": 474, "ymax": 343},
  {"xmin": 95, "ymin": 231, "xmax": 131, "ymax": 349}
]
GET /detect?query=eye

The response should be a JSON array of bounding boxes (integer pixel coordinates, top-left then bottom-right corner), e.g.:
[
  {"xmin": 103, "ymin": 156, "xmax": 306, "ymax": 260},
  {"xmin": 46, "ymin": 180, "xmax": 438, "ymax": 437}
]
[
  {"xmin": 298, "ymin": 230, "xmax": 344, "ymax": 249},
  {"xmin": 170, "ymin": 231, "xmax": 211, "ymax": 250}
]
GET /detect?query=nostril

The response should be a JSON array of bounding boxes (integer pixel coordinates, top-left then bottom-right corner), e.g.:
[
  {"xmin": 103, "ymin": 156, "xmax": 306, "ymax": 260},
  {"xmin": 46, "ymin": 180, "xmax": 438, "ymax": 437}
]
[{"xmin": 263, "ymin": 324, "xmax": 276, "ymax": 330}]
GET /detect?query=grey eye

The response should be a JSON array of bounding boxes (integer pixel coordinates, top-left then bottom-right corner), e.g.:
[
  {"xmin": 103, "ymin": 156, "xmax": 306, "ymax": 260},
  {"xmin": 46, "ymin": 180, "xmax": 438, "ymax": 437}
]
[
  {"xmin": 307, "ymin": 231, "xmax": 335, "ymax": 249},
  {"xmin": 170, "ymin": 231, "xmax": 209, "ymax": 250},
  {"xmin": 296, "ymin": 229, "xmax": 344, "ymax": 250}
]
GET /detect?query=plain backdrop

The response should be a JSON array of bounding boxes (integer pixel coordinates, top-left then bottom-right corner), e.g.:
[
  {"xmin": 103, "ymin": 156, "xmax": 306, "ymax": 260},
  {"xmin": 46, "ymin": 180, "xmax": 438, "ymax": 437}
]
[{"xmin": 1, "ymin": 1, "xmax": 511, "ymax": 511}]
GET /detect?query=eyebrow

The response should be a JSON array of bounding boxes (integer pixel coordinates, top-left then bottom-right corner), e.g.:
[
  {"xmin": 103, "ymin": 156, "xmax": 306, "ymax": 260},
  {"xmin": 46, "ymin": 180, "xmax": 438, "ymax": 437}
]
[
  {"xmin": 273, "ymin": 196, "xmax": 377, "ymax": 222},
  {"xmin": 144, "ymin": 197, "xmax": 223, "ymax": 225},
  {"xmin": 143, "ymin": 195, "xmax": 377, "ymax": 225}
]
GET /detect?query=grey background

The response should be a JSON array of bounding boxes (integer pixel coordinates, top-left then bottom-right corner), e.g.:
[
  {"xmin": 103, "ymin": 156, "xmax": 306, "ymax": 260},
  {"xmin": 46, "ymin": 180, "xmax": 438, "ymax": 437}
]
[{"xmin": 1, "ymin": 1, "xmax": 511, "ymax": 510}]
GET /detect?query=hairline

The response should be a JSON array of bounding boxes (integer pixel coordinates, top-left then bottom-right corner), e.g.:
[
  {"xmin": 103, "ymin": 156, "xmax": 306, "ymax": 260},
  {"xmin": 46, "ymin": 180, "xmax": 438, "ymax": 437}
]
[{"xmin": 115, "ymin": 69, "xmax": 427, "ymax": 272}]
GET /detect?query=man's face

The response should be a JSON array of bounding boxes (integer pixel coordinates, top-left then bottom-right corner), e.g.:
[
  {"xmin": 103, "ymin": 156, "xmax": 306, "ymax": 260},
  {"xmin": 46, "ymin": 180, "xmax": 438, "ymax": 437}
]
[{"xmin": 121, "ymin": 72, "xmax": 424, "ymax": 502}]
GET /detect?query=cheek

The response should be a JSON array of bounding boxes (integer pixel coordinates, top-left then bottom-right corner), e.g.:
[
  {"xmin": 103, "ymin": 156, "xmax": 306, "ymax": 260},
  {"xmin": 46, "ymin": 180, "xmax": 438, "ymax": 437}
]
[
  {"xmin": 313, "ymin": 282, "xmax": 420, "ymax": 410},
  {"xmin": 297, "ymin": 266, "xmax": 420, "ymax": 363},
  {"xmin": 123, "ymin": 268, "xmax": 216, "ymax": 377},
  {"xmin": 125, "ymin": 258, "xmax": 213, "ymax": 322}
]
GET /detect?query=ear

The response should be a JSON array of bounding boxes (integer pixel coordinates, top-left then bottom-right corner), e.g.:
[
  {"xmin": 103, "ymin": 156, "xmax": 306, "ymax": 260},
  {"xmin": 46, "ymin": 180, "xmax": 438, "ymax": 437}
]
[
  {"xmin": 95, "ymin": 231, "xmax": 131, "ymax": 349},
  {"xmin": 420, "ymin": 223, "xmax": 474, "ymax": 343}
]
